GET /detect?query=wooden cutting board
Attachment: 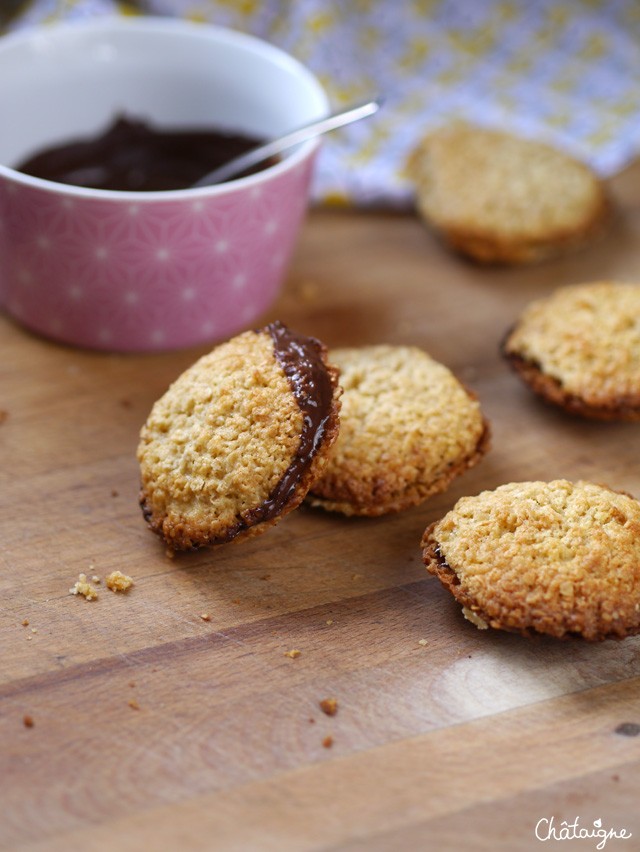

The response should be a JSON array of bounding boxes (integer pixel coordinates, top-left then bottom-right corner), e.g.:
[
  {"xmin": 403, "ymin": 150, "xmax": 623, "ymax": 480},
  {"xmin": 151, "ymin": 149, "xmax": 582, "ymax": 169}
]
[{"xmin": 1, "ymin": 163, "xmax": 640, "ymax": 852}]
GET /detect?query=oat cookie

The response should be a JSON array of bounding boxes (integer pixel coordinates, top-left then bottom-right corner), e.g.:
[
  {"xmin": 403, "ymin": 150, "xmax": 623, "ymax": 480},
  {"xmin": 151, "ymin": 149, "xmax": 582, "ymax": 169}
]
[
  {"xmin": 407, "ymin": 123, "xmax": 608, "ymax": 264},
  {"xmin": 138, "ymin": 322, "xmax": 341, "ymax": 550},
  {"xmin": 308, "ymin": 345, "xmax": 489, "ymax": 516},
  {"xmin": 503, "ymin": 281, "xmax": 640, "ymax": 421},
  {"xmin": 422, "ymin": 480, "xmax": 640, "ymax": 640}
]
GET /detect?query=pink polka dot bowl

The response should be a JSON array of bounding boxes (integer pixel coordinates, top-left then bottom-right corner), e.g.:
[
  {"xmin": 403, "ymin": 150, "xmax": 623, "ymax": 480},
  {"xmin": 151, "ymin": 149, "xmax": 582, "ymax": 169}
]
[{"xmin": 0, "ymin": 18, "xmax": 328, "ymax": 351}]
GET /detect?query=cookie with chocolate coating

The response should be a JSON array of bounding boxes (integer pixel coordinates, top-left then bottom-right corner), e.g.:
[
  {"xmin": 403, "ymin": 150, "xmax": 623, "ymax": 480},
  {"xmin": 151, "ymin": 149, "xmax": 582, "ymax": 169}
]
[
  {"xmin": 422, "ymin": 480, "xmax": 640, "ymax": 641},
  {"xmin": 503, "ymin": 281, "xmax": 640, "ymax": 421},
  {"xmin": 138, "ymin": 322, "xmax": 341, "ymax": 550},
  {"xmin": 407, "ymin": 123, "xmax": 609, "ymax": 264},
  {"xmin": 308, "ymin": 345, "xmax": 489, "ymax": 516}
]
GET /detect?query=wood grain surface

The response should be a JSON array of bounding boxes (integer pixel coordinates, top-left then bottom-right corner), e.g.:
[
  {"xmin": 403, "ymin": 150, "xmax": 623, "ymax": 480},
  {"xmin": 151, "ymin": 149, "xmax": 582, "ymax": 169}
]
[{"xmin": 2, "ymin": 163, "xmax": 640, "ymax": 852}]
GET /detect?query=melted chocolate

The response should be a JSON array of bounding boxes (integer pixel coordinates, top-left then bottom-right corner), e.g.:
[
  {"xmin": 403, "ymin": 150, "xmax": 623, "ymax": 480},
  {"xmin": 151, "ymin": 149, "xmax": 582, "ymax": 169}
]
[
  {"xmin": 432, "ymin": 545, "xmax": 460, "ymax": 583},
  {"xmin": 213, "ymin": 321, "xmax": 334, "ymax": 544},
  {"xmin": 434, "ymin": 545, "xmax": 448, "ymax": 568},
  {"xmin": 16, "ymin": 115, "xmax": 274, "ymax": 191}
]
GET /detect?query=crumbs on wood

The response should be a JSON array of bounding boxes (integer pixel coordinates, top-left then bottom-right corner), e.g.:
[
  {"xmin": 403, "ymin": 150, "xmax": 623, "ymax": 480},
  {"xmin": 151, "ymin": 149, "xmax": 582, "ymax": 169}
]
[
  {"xmin": 69, "ymin": 573, "xmax": 99, "ymax": 601},
  {"xmin": 319, "ymin": 698, "xmax": 338, "ymax": 716},
  {"xmin": 105, "ymin": 571, "xmax": 134, "ymax": 592}
]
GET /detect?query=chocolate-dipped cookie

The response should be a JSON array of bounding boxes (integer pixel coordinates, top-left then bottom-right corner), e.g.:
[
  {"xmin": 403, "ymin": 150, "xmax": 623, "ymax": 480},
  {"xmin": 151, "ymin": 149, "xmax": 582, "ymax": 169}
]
[
  {"xmin": 138, "ymin": 322, "xmax": 341, "ymax": 550},
  {"xmin": 422, "ymin": 480, "xmax": 640, "ymax": 641},
  {"xmin": 503, "ymin": 281, "xmax": 640, "ymax": 421}
]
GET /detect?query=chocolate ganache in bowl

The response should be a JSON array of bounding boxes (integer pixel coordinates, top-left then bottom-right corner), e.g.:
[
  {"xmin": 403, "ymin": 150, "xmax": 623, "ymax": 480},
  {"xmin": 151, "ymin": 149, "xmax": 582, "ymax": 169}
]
[{"xmin": 0, "ymin": 18, "xmax": 328, "ymax": 351}]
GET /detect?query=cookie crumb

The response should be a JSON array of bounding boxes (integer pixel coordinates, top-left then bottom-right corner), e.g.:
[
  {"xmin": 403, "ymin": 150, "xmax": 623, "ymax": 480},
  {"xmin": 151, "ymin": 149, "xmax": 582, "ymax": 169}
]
[
  {"xmin": 128, "ymin": 699, "xmax": 140, "ymax": 711},
  {"xmin": 326, "ymin": 619, "xmax": 334, "ymax": 626},
  {"xmin": 418, "ymin": 638, "xmax": 428, "ymax": 646},
  {"xmin": 322, "ymin": 735, "xmax": 333, "ymax": 749},
  {"xmin": 199, "ymin": 613, "xmax": 211, "ymax": 622},
  {"xmin": 462, "ymin": 607, "xmax": 489, "ymax": 630},
  {"xmin": 26, "ymin": 635, "xmax": 33, "ymax": 641},
  {"xmin": 92, "ymin": 575, "xmax": 101, "ymax": 584},
  {"xmin": 284, "ymin": 649, "xmax": 301, "ymax": 659},
  {"xmin": 105, "ymin": 571, "xmax": 134, "ymax": 593},
  {"xmin": 319, "ymin": 698, "xmax": 338, "ymax": 716},
  {"xmin": 614, "ymin": 722, "xmax": 640, "ymax": 737},
  {"xmin": 259, "ymin": 574, "xmax": 271, "ymax": 581},
  {"xmin": 165, "ymin": 548, "xmax": 175, "ymax": 560},
  {"xmin": 21, "ymin": 619, "xmax": 29, "ymax": 627},
  {"xmin": 31, "ymin": 628, "xmax": 37, "ymax": 634},
  {"xmin": 23, "ymin": 714, "xmax": 34, "ymax": 728},
  {"xmin": 351, "ymin": 573, "xmax": 364, "ymax": 581},
  {"xmin": 69, "ymin": 573, "xmax": 98, "ymax": 601}
]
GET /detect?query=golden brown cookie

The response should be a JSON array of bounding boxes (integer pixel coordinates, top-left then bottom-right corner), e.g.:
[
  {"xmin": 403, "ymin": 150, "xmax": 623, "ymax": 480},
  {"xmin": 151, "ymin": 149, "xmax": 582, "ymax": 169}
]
[
  {"xmin": 308, "ymin": 345, "xmax": 489, "ymax": 516},
  {"xmin": 503, "ymin": 281, "xmax": 640, "ymax": 421},
  {"xmin": 138, "ymin": 322, "xmax": 341, "ymax": 550},
  {"xmin": 407, "ymin": 122, "xmax": 609, "ymax": 264},
  {"xmin": 422, "ymin": 480, "xmax": 640, "ymax": 640}
]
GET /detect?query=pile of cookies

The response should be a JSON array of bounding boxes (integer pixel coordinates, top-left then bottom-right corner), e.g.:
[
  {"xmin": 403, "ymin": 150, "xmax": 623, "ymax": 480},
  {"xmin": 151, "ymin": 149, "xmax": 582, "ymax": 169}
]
[
  {"xmin": 137, "ymin": 324, "xmax": 489, "ymax": 544},
  {"xmin": 137, "ymin": 123, "xmax": 640, "ymax": 644}
]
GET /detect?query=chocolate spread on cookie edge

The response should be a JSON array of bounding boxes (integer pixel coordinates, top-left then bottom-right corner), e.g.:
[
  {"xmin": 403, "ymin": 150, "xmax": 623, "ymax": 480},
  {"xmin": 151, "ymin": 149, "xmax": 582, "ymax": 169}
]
[
  {"xmin": 139, "ymin": 322, "xmax": 335, "ymax": 550},
  {"xmin": 433, "ymin": 546, "xmax": 459, "ymax": 582},
  {"xmin": 503, "ymin": 348, "xmax": 640, "ymax": 421},
  {"xmin": 213, "ymin": 321, "xmax": 334, "ymax": 544}
]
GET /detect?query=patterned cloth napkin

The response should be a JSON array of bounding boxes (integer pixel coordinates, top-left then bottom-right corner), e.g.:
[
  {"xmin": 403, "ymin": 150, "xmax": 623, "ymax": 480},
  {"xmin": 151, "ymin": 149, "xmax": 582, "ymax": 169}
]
[{"xmin": 9, "ymin": 0, "xmax": 640, "ymax": 205}]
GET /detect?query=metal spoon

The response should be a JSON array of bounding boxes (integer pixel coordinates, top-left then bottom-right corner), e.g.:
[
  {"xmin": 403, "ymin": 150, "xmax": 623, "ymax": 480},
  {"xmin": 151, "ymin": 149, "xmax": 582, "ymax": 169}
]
[{"xmin": 193, "ymin": 98, "xmax": 381, "ymax": 187}]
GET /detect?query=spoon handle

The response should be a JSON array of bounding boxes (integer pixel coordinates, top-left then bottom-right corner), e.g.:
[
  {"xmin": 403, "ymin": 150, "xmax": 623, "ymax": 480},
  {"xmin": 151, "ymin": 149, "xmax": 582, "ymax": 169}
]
[{"xmin": 194, "ymin": 98, "xmax": 381, "ymax": 187}]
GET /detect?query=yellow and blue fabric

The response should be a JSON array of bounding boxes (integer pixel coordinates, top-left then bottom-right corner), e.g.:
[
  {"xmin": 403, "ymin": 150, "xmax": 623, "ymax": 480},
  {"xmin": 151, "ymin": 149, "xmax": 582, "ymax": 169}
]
[{"xmin": 9, "ymin": 0, "xmax": 640, "ymax": 206}]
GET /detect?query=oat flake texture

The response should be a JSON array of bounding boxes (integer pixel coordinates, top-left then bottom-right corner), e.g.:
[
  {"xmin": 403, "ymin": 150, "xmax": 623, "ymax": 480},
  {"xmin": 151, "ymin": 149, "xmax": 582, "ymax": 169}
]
[
  {"xmin": 503, "ymin": 281, "xmax": 640, "ymax": 420},
  {"xmin": 422, "ymin": 480, "xmax": 640, "ymax": 641},
  {"xmin": 309, "ymin": 345, "xmax": 489, "ymax": 516},
  {"xmin": 407, "ymin": 123, "xmax": 608, "ymax": 264},
  {"xmin": 138, "ymin": 326, "xmax": 340, "ymax": 550}
]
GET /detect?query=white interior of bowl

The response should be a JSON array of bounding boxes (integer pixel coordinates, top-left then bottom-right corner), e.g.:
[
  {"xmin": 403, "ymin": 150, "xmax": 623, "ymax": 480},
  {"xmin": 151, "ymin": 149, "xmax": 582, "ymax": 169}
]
[{"xmin": 0, "ymin": 17, "xmax": 329, "ymax": 196}]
